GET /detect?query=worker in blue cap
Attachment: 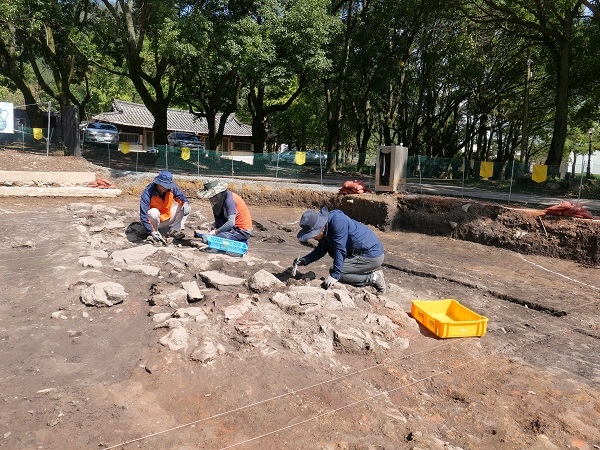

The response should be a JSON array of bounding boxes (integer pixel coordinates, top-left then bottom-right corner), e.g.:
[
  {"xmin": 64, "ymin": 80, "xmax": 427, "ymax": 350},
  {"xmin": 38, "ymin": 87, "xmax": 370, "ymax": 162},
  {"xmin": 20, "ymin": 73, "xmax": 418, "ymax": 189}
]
[
  {"xmin": 140, "ymin": 170, "xmax": 191, "ymax": 243},
  {"xmin": 293, "ymin": 207, "xmax": 386, "ymax": 293}
]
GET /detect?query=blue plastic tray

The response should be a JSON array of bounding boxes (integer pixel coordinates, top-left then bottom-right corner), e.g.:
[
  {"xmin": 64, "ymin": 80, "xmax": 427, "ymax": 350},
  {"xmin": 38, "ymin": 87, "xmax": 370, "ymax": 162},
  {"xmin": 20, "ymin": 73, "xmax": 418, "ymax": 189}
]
[{"xmin": 194, "ymin": 232, "xmax": 248, "ymax": 255}]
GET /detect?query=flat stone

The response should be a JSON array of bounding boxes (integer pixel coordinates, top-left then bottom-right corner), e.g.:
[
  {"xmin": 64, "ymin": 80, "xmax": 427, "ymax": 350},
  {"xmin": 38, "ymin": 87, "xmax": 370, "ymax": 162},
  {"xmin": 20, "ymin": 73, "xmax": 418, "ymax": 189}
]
[
  {"xmin": 0, "ymin": 186, "xmax": 122, "ymax": 197},
  {"xmin": 80, "ymin": 281, "xmax": 128, "ymax": 307},
  {"xmin": 248, "ymin": 269, "xmax": 285, "ymax": 292},
  {"xmin": 111, "ymin": 246, "xmax": 158, "ymax": 265},
  {"xmin": 182, "ymin": 281, "xmax": 204, "ymax": 302},
  {"xmin": 152, "ymin": 313, "xmax": 172, "ymax": 323},
  {"xmin": 78, "ymin": 256, "xmax": 102, "ymax": 268},
  {"xmin": 126, "ymin": 265, "xmax": 160, "ymax": 276},
  {"xmin": 0, "ymin": 171, "xmax": 95, "ymax": 184},
  {"xmin": 159, "ymin": 328, "xmax": 189, "ymax": 351},
  {"xmin": 198, "ymin": 270, "xmax": 246, "ymax": 287}
]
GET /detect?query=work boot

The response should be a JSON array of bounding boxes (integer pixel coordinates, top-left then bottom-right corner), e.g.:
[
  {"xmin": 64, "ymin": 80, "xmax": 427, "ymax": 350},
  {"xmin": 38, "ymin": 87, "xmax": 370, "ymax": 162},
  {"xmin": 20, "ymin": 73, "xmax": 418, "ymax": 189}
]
[
  {"xmin": 168, "ymin": 229, "xmax": 185, "ymax": 240},
  {"xmin": 371, "ymin": 270, "xmax": 387, "ymax": 293}
]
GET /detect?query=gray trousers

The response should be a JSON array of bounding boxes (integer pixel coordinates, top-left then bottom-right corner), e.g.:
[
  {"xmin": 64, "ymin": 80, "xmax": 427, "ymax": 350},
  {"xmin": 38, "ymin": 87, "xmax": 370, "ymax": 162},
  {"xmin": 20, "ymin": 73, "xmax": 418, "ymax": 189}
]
[{"xmin": 334, "ymin": 253, "xmax": 384, "ymax": 287}]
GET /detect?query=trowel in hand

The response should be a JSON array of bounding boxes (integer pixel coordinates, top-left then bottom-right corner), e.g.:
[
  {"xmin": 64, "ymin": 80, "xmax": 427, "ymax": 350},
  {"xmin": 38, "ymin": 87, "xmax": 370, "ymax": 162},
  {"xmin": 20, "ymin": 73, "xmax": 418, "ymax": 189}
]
[{"xmin": 291, "ymin": 256, "xmax": 300, "ymax": 278}]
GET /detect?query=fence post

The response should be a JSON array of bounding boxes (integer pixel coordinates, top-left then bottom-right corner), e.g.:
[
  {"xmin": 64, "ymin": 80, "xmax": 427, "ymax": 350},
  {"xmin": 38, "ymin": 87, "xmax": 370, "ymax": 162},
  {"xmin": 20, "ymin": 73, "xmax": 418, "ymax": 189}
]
[
  {"xmin": 461, "ymin": 156, "xmax": 465, "ymax": 197},
  {"xmin": 578, "ymin": 156, "xmax": 585, "ymax": 201},
  {"xmin": 508, "ymin": 159, "xmax": 515, "ymax": 205},
  {"xmin": 320, "ymin": 150, "xmax": 323, "ymax": 186},
  {"xmin": 46, "ymin": 101, "xmax": 51, "ymax": 156}
]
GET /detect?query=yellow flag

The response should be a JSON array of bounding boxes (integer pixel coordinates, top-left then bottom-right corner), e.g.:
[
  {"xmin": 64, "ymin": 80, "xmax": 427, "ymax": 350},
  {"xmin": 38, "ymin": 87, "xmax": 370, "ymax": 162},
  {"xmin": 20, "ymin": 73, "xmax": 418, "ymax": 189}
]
[
  {"xmin": 33, "ymin": 128, "xmax": 43, "ymax": 140},
  {"xmin": 181, "ymin": 147, "xmax": 190, "ymax": 161},
  {"xmin": 532, "ymin": 164, "xmax": 548, "ymax": 183},
  {"xmin": 120, "ymin": 142, "xmax": 130, "ymax": 154},
  {"xmin": 479, "ymin": 161, "xmax": 493, "ymax": 178},
  {"xmin": 295, "ymin": 151, "xmax": 306, "ymax": 165}
]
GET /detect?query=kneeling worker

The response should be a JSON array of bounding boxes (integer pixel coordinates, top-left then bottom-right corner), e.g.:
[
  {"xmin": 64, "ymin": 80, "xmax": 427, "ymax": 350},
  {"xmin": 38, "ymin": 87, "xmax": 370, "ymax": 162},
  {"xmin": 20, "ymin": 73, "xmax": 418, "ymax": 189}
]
[
  {"xmin": 140, "ymin": 170, "xmax": 191, "ymax": 243},
  {"xmin": 195, "ymin": 180, "xmax": 252, "ymax": 243},
  {"xmin": 294, "ymin": 207, "xmax": 386, "ymax": 293}
]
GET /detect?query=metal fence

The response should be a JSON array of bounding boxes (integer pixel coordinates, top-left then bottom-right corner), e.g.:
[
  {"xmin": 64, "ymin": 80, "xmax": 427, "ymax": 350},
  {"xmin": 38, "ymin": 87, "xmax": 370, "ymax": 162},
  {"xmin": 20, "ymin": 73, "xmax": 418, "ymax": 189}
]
[{"xmin": 1, "ymin": 127, "xmax": 598, "ymax": 201}]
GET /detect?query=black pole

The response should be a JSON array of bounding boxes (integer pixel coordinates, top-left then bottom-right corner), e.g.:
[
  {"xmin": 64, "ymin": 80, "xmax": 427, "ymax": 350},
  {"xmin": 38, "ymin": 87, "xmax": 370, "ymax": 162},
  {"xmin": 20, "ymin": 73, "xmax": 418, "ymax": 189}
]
[{"xmin": 587, "ymin": 130, "xmax": 593, "ymax": 179}]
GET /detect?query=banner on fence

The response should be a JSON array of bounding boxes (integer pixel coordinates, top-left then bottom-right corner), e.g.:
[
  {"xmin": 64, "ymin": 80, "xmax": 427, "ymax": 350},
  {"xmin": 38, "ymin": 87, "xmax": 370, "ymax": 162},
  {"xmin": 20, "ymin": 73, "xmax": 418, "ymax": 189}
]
[
  {"xmin": 295, "ymin": 151, "xmax": 306, "ymax": 165},
  {"xmin": 181, "ymin": 147, "xmax": 190, "ymax": 161},
  {"xmin": 120, "ymin": 142, "xmax": 130, "ymax": 154},
  {"xmin": 532, "ymin": 164, "xmax": 548, "ymax": 183},
  {"xmin": 33, "ymin": 128, "xmax": 43, "ymax": 140},
  {"xmin": 0, "ymin": 102, "xmax": 14, "ymax": 134},
  {"xmin": 480, "ymin": 161, "xmax": 493, "ymax": 178}
]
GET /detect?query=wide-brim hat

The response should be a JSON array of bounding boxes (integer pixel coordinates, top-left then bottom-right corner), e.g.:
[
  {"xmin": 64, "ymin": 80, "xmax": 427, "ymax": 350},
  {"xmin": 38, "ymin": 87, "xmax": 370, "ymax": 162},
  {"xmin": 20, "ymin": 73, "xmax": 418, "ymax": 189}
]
[
  {"xmin": 197, "ymin": 179, "xmax": 228, "ymax": 198},
  {"xmin": 297, "ymin": 207, "xmax": 329, "ymax": 242},
  {"xmin": 153, "ymin": 170, "xmax": 177, "ymax": 189}
]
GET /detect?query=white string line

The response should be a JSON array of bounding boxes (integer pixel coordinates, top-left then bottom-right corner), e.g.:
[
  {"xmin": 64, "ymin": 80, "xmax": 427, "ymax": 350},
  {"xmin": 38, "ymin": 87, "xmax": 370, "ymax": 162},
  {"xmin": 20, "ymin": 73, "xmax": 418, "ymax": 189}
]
[
  {"xmin": 518, "ymin": 254, "xmax": 600, "ymax": 291},
  {"xmin": 100, "ymin": 252, "xmax": 600, "ymax": 448},
  {"xmin": 102, "ymin": 340, "xmax": 459, "ymax": 450},
  {"xmin": 3, "ymin": 217, "xmax": 595, "ymax": 446},
  {"xmin": 103, "ymin": 307, "xmax": 595, "ymax": 450},
  {"xmin": 216, "ymin": 322, "xmax": 582, "ymax": 450}
]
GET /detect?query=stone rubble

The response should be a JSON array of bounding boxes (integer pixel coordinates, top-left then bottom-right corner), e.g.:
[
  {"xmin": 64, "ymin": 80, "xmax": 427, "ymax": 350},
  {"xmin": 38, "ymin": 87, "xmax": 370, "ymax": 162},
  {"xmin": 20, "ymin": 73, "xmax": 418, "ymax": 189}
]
[{"xmin": 70, "ymin": 202, "xmax": 415, "ymax": 367}]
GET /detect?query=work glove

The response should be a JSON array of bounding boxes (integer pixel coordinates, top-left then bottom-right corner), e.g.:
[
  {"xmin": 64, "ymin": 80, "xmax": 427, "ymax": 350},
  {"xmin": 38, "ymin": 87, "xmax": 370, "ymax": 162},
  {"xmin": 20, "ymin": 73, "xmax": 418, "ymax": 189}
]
[
  {"xmin": 208, "ymin": 228, "xmax": 217, "ymax": 236},
  {"xmin": 322, "ymin": 275, "xmax": 338, "ymax": 290},
  {"xmin": 150, "ymin": 231, "xmax": 163, "ymax": 242},
  {"xmin": 293, "ymin": 257, "xmax": 307, "ymax": 267},
  {"xmin": 182, "ymin": 202, "xmax": 191, "ymax": 216}
]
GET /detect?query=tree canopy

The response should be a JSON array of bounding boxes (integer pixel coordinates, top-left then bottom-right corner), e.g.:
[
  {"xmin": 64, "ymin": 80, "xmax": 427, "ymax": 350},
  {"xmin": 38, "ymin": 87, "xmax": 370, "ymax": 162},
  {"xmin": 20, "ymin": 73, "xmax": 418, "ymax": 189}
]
[{"xmin": 2, "ymin": 0, "xmax": 600, "ymax": 168}]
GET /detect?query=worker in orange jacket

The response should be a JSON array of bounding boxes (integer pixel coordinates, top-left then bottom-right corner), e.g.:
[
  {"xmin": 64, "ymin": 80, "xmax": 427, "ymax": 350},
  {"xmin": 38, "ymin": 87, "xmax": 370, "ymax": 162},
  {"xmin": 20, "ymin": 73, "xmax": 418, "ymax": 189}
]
[{"xmin": 140, "ymin": 170, "xmax": 190, "ymax": 242}]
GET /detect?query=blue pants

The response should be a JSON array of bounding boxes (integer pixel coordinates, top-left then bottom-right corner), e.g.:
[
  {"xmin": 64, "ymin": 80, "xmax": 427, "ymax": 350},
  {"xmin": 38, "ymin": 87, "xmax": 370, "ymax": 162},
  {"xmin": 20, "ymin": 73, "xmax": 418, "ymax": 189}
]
[{"xmin": 216, "ymin": 227, "xmax": 251, "ymax": 243}]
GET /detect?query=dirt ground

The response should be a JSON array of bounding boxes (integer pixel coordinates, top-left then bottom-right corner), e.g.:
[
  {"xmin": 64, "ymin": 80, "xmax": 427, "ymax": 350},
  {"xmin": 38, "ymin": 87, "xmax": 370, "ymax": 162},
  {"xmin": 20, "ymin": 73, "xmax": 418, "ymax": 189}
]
[{"xmin": 1, "ymin": 149, "xmax": 600, "ymax": 450}]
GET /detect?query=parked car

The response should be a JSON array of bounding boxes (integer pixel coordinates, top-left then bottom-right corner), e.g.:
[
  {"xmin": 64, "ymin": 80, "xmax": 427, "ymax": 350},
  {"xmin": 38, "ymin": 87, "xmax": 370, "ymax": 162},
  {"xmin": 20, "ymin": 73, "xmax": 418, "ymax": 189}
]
[
  {"xmin": 305, "ymin": 150, "xmax": 327, "ymax": 166},
  {"xmin": 271, "ymin": 150, "xmax": 296, "ymax": 164},
  {"xmin": 271, "ymin": 150, "xmax": 327, "ymax": 166},
  {"xmin": 167, "ymin": 132, "xmax": 205, "ymax": 149},
  {"xmin": 82, "ymin": 122, "xmax": 119, "ymax": 147}
]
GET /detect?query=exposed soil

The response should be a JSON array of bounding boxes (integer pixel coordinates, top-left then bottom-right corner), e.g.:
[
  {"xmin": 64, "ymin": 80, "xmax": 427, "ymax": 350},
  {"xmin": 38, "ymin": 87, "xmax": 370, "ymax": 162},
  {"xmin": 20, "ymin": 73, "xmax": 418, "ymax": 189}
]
[{"xmin": 1, "ymin": 148, "xmax": 599, "ymax": 450}]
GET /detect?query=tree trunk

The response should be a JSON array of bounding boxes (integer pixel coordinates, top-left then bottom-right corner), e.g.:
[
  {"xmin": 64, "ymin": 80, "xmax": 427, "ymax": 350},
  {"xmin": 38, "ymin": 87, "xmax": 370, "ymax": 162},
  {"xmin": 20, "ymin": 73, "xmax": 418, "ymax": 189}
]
[{"xmin": 545, "ymin": 38, "xmax": 571, "ymax": 166}]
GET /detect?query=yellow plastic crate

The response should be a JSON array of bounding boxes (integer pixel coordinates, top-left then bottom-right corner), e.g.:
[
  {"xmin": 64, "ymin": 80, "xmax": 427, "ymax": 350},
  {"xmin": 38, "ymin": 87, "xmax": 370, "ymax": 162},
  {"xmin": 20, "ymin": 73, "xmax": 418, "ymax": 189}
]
[{"xmin": 411, "ymin": 299, "xmax": 488, "ymax": 338}]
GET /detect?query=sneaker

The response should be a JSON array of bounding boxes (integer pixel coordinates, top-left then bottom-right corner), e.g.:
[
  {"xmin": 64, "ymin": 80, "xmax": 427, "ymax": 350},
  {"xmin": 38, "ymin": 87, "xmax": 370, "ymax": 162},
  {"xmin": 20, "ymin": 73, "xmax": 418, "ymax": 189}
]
[
  {"xmin": 371, "ymin": 270, "xmax": 387, "ymax": 293},
  {"xmin": 168, "ymin": 230, "xmax": 185, "ymax": 240}
]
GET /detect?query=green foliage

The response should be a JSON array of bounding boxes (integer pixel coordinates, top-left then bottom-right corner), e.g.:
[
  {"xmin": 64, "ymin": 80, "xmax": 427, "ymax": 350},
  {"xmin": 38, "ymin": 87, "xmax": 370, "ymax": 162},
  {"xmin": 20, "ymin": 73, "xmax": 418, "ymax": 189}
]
[{"xmin": 0, "ymin": 0, "xmax": 599, "ymax": 177}]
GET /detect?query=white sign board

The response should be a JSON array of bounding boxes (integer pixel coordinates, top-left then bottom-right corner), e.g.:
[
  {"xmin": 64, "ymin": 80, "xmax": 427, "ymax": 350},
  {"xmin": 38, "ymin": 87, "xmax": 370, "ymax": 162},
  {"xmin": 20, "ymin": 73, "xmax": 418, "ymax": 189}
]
[{"xmin": 0, "ymin": 102, "xmax": 14, "ymax": 133}]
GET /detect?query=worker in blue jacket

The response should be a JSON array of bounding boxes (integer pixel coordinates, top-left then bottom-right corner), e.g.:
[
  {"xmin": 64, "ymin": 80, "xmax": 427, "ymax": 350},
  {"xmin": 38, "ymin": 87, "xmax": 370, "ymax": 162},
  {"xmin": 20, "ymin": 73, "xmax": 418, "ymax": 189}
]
[{"xmin": 294, "ymin": 207, "xmax": 387, "ymax": 293}]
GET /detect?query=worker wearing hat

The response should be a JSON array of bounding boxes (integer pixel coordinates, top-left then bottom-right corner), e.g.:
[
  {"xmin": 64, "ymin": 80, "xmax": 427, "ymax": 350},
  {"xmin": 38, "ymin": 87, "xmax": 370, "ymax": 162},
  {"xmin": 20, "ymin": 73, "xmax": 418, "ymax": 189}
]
[
  {"xmin": 293, "ymin": 207, "xmax": 386, "ymax": 293},
  {"xmin": 194, "ymin": 180, "xmax": 252, "ymax": 243},
  {"xmin": 140, "ymin": 170, "xmax": 191, "ymax": 242}
]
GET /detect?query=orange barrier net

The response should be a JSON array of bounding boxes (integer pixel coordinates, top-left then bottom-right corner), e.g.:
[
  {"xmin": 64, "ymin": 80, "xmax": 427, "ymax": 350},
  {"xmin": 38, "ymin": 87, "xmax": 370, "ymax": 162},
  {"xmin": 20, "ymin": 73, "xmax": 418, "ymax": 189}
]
[
  {"xmin": 544, "ymin": 201, "xmax": 594, "ymax": 219},
  {"xmin": 339, "ymin": 180, "xmax": 371, "ymax": 195},
  {"xmin": 87, "ymin": 178, "xmax": 117, "ymax": 189}
]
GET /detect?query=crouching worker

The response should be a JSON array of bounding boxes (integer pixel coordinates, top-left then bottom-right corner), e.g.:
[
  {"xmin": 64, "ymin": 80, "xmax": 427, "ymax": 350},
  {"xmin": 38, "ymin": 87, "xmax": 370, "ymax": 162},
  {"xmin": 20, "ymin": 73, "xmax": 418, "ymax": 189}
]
[
  {"xmin": 294, "ymin": 207, "xmax": 386, "ymax": 293},
  {"xmin": 194, "ymin": 180, "xmax": 252, "ymax": 243},
  {"xmin": 140, "ymin": 170, "xmax": 191, "ymax": 243}
]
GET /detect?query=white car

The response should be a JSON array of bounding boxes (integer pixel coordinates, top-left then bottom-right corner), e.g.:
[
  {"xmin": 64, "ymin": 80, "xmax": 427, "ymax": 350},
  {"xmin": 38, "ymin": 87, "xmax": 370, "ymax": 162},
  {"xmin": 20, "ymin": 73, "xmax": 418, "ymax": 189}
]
[{"xmin": 82, "ymin": 122, "xmax": 119, "ymax": 147}]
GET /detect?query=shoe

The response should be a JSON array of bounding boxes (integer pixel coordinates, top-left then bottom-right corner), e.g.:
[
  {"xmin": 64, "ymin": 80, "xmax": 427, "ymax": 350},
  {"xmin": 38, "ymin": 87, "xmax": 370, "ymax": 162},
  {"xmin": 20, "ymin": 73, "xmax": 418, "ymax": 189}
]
[
  {"xmin": 371, "ymin": 270, "xmax": 387, "ymax": 293},
  {"xmin": 168, "ymin": 229, "xmax": 185, "ymax": 240}
]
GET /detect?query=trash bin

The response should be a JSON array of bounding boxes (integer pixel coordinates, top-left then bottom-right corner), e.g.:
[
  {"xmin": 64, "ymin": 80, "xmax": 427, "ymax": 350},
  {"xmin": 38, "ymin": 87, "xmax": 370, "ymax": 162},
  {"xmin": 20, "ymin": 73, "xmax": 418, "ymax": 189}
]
[{"xmin": 375, "ymin": 145, "xmax": 408, "ymax": 193}]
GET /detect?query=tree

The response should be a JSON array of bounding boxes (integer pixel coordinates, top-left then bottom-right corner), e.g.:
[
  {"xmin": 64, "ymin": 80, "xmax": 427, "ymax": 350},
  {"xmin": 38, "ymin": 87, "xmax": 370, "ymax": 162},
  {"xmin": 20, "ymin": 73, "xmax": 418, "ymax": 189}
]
[
  {"xmin": 171, "ymin": 1, "xmax": 241, "ymax": 152},
  {"xmin": 0, "ymin": 0, "xmax": 94, "ymax": 128},
  {"xmin": 237, "ymin": 0, "xmax": 335, "ymax": 153},
  {"xmin": 458, "ymin": 0, "xmax": 588, "ymax": 166},
  {"xmin": 93, "ymin": 0, "xmax": 189, "ymax": 145}
]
